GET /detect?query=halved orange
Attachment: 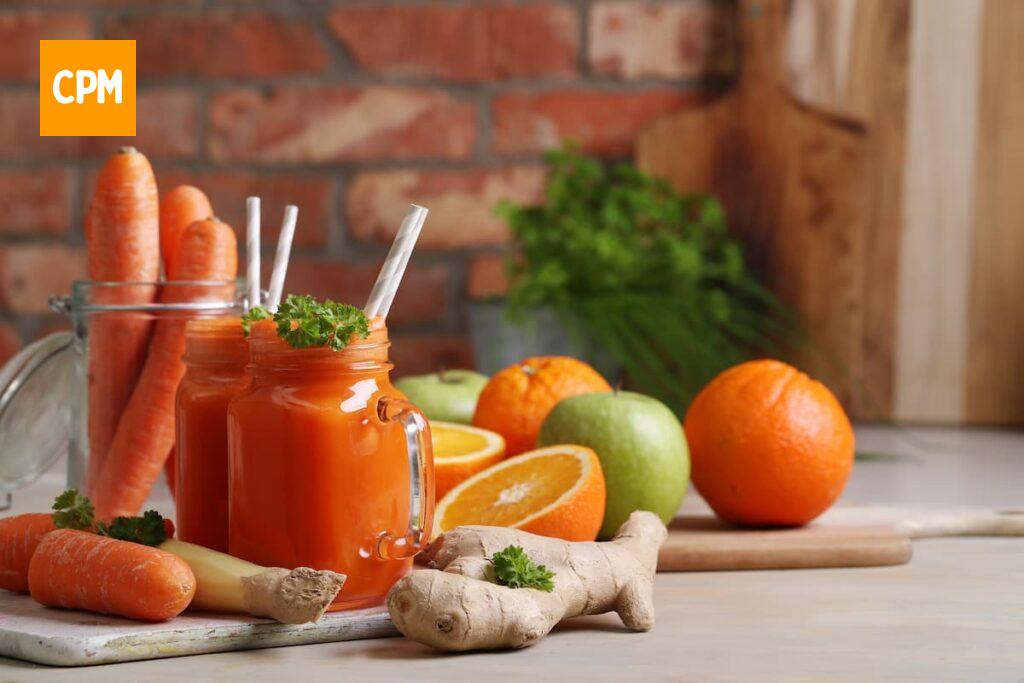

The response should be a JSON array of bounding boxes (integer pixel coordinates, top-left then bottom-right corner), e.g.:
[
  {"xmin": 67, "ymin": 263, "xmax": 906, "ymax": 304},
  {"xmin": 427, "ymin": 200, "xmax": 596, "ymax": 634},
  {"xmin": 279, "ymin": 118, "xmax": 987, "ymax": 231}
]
[
  {"xmin": 431, "ymin": 421, "xmax": 506, "ymax": 500},
  {"xmin": 432, "ymin": 445, "xmax": 606, "ymax": 542}
]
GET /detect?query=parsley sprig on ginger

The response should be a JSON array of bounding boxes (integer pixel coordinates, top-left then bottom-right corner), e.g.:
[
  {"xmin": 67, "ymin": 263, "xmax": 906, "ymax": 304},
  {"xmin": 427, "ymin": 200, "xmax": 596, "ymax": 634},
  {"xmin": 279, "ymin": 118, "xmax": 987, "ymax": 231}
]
[
  {"xmin": 490, "ymin": 545, "xmax": 556, "ymax": 592},
  {"xmin": 242, "ymin": 295, "xmax": 371, "ymax": 351}
]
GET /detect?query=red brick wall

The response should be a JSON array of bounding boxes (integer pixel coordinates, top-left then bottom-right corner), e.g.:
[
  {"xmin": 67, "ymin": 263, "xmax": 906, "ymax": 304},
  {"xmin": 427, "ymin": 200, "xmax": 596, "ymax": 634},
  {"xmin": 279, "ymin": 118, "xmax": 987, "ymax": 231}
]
[{"xmin": 0, "ymin": 1, "xmax": 735, "ymax": 374}]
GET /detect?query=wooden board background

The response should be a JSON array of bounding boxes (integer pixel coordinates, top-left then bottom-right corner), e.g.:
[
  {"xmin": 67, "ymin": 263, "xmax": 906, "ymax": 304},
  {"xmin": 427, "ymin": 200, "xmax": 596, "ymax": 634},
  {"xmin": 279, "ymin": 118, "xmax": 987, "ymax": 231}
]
[{"xmin": 637, "ymin": 0, "xmax": 1024, "ymax": 424}]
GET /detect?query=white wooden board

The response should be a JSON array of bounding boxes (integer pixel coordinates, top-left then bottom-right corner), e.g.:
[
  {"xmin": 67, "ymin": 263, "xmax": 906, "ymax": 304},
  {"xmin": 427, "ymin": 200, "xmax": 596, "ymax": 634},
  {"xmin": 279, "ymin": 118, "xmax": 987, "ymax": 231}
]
[{"xmin": 0, "ymin": 592, "xmax": 397, "ymax": 667}]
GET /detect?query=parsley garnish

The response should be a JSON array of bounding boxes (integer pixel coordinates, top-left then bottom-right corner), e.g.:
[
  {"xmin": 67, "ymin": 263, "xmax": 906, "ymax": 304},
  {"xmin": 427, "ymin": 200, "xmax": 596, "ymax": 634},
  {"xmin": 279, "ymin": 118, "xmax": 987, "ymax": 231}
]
[
  {"xmin": 490, "ymin": 545, "xmax": 556, "ymax": 592},
  {"xmin": 50, "ymin": 490, "xmax": 167, "ymax": 547},
  {"xmin": 241, "ymin": 305, "xmax": 271, "ymax": 335},
  {"xmin": 97, "ymin": 510, "xmax": 167, "ymax": 547},
  {"xmin": 273, "ymin": 294, "xmax": 370, "ymax": 351},
  {"xmin": 52, "ymin": 488, "xmax": 94, "ymax": 531}
]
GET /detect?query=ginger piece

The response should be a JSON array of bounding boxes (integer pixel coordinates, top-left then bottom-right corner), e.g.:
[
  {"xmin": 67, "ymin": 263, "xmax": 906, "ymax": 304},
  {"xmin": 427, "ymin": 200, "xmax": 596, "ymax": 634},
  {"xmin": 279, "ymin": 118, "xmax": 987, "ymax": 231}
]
[
  {"xmin": 161, "ymin": 539, "xmax": 345, "ymax": 624},
  {"xmin": 242, "ymin": 567, "xmax": 346, "ymax": 624},
  {"xmin": 386, "ymin": 511, "xmax": 667, "ymax": 651}
]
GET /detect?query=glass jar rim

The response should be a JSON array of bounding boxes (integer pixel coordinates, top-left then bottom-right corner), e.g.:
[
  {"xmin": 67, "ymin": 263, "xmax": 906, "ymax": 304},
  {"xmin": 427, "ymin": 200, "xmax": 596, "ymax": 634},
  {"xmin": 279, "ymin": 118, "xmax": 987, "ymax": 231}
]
[
  {"xmin": 51, "ymin": 279, "xmax": 241, "ymax": 316},
  {"xmin": 184, "ymin": 317, "xmax": 249, "ymax": 366}
]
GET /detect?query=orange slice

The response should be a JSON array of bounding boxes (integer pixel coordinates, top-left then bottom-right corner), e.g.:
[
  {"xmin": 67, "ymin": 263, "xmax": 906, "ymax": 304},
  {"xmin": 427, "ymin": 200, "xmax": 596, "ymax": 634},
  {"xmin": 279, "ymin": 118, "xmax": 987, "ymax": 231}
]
[
  {"xmin": 431, "ymin": 421, "xmax": 506, "ymax": 500},
  {"xmin": 432, "ymin": 445, "xmax": 606, "ymax": 542}
]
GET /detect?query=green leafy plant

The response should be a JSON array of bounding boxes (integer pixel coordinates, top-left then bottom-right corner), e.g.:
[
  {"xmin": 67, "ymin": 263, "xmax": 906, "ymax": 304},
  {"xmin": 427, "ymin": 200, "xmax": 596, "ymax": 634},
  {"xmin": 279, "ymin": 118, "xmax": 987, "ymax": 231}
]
[
  {"xmin": 51, "ymin": 489, "xmax": 167, "ymax": 547},
  {"xmin": 490, "ymin": 545, "xmax": 556, "ymax": 592},
  {"xmin": 52, "ymin": 488, "xmax": 94, "ymax": 531},
  {"xmin": 98, "ymin": 510, "xmax": 168, "ymax": 547},
  {"xmin": 241, "ymin": 305, "xmax": 271, "ymax": 334},
  {"xmin": 497, "ymin": 145, "xmax": 794, "ymax": 413},
  {"xmin": 254, "ymin": 294, "xmax": 371, "ymax": 351},
  {"xmin": 276, "ymin": 294, "xmax": 370, "ymax": 351}
]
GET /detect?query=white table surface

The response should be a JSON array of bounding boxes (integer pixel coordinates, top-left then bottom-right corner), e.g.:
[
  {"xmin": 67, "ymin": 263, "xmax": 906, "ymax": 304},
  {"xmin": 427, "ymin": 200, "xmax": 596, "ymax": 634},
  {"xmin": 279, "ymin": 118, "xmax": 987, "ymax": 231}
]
[{"xmin": 1, "ymin": 424, "xmax": 1022, "ymax": 682}]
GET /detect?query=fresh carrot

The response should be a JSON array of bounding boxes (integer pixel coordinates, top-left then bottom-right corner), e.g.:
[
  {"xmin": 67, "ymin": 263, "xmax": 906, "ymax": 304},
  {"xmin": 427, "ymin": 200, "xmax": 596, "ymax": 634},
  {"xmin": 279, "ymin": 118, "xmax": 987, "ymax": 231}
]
[
  {"xmin": 28, "ymin": 529, "xmax": 195, "ymax": 621},
  {"xmin": 0, "ymin": 514, "xmax": 54, "ymax": 593},
  {"xmin": 159, "ymin": 191, "xmax": 212, "ymax": 497},
  {"xmin": 84, "ymin": 147, "xmax": 160, "ymax": 494},
  {"xmin": 160, "ymin": 185, "xmax": 212, "ymax": 276},
  {"xmin": 92, "ymin": 218, "xmax": 238, "ymax": 519}
]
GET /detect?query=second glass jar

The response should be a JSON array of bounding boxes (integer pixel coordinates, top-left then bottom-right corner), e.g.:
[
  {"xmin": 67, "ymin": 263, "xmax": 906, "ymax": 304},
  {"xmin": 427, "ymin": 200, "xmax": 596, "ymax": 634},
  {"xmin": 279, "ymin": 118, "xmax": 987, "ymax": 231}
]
[{"xmin": 175, "ymin": 316, "xmax": 249, "ymax": 552}]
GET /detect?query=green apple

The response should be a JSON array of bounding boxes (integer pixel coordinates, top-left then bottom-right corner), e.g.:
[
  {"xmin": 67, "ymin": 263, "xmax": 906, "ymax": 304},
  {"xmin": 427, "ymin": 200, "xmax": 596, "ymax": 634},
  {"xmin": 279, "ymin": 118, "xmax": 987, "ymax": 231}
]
[
  {"xmin": 538, "ymin": 391, "xmax": 689, "ymax": 540},
  {"xmin": 395, "ymin": 369, "xmax": 489, "ymax": 424}
]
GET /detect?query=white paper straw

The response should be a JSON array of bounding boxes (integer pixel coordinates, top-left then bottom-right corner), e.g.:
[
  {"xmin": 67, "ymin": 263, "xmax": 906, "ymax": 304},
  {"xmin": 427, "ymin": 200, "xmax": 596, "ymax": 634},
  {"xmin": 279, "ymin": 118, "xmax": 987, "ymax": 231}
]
[
  {"xmin": 245, "ymin": 196, "xmax": 261, "ymax": 311},
  {"xmin": 266, "ymin": 204, "xmax": 298, "ymax": 313},
  {"xmin": 364, "ymin": 204, "xmax": 428, "ymax": 319},
  {"xmin": 378, "ymin": 215, "xmax": 425, "ymax": 319}
]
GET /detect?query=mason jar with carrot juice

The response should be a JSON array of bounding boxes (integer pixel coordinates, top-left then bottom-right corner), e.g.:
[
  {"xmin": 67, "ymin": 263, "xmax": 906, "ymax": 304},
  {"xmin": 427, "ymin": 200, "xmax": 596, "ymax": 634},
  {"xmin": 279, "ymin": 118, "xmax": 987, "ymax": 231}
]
[
  {"xmin": 227, "ymin": 304, "xmax": 434, "ymax": 610},
  {"xmin": 174, "ymin": 317, "xmax": 250, "ymax": 552}
]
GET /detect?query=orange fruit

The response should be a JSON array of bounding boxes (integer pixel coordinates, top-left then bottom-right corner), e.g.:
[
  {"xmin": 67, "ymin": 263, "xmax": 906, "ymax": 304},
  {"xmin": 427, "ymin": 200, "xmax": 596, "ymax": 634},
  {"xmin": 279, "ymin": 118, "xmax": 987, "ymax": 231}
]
[
  {"xmin": 432, "ymin": 444, "xmax": 606, "ymax": 542},
  {"xmin": 472, "ymin": 356, "xmax": 612, "ymax": 456},
  {"xmin": 683, "ymin": 359, "xmax": 854, "ymax": 527},
  {"xmin": 430, "ymin": 421, "xmax": 506, "ymax": 500}
]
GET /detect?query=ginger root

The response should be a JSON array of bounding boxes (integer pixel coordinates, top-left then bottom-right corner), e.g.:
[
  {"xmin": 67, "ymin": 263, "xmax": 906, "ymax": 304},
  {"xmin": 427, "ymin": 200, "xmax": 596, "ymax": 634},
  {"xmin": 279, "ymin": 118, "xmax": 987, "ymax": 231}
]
[
  {"xmin": 241, "ymin": 567, "xmax": 346, "ymax": 624},
  {"xmin": 161, "ymin": 539, "xmax": 345, "ymax": 624},
  {"xmin": 386, "ymin": 511, "xmax": 667, "ymax": 651}
]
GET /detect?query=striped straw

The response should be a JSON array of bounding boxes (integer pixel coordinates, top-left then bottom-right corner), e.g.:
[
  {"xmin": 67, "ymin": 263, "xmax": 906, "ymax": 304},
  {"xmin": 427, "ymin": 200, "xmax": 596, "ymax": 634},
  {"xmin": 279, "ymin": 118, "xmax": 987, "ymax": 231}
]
[
  {"xmin": 364, "ymin": 204, "xmax": 429, "ymax": 319},
  {"xmin": 245, "ymin": 196, "xmax": 261, "ymax": 312},
  {"xmin": 266, "ymin": 204, "xmax": 298, "ymax": 313}
]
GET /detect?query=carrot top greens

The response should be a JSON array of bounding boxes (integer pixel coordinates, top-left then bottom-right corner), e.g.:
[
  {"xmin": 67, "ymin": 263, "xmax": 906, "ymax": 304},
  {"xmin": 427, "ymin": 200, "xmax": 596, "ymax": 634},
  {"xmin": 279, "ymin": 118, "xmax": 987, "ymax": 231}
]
[{"xmin": 52, "ymin": 489, "xmax": 167, "ymax": 547}]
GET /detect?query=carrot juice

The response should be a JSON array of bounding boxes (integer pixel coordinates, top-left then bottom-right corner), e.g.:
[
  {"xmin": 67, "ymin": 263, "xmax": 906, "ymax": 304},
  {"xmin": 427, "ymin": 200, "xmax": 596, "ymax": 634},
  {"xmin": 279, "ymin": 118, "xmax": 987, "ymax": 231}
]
[
  {"xmin": 175, "ymin": 317, "xmax": 250, "ymax": 552},
  {"xmin": 227, "ymin": 318, "xmax": 434, "ymax": 610}
]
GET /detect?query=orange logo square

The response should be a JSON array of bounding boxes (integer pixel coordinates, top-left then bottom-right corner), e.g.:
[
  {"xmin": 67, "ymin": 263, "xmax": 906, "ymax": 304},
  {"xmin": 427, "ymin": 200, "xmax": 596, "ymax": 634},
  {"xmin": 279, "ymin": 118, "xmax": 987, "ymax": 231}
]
[{"xmin": 39, "ymin": 40, "xmax": 136, "ymax": 137}]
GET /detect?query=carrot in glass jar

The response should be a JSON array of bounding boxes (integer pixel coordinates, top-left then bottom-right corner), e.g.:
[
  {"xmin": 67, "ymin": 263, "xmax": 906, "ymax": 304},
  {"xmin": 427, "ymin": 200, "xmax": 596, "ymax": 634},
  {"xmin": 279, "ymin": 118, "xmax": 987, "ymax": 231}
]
[
  {"xmin": 28, "ymin": 529, "xmax": 195, "ymax": 621},
  {"xmin": 92, "ymin": 218, "xmax": 238, "ymax": 519},
  {"xmin": 160, "ymin": 185, "xmax": 212, "ymax": 277},
  {"xmin": 84, "ymin": 147, "xmax": 160, "ymax": 493},
  {"xmin": 159, "ymin": 187, "xmax": 214, "ymax": 497}
]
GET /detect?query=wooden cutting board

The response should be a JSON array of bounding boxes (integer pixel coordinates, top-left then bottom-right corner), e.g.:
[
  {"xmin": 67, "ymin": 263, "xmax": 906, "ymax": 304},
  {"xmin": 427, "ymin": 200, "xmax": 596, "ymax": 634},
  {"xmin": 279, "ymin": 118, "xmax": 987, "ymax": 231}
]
[
  {"xmin": 659, "ymin": 506, "xmax": 1024, "ymax": 571},
  {"xmin": 0, "ymin": 594, "xmax": 396, "ymax": 667},
  {"xmin": 637, "ymin": 0, "xmax": 1024, "ymax": 425}
]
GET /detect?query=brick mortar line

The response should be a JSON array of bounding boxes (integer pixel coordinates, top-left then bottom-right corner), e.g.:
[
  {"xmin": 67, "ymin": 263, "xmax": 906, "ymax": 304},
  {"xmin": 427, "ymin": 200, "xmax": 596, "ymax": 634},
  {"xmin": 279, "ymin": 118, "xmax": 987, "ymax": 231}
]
[
  {"xmin": 0, "ymin": 234, "xmax": 79, "ymax": 246},
  {"xmin": 325, "ymin": 175, "xmax": 346, "ymax": 258},
  {"xmin": 195, "ymin": 84, "xmax": 211, "ymax": 164},
  {"xmin": 67, "ymin": 164, "xmax": 85, "ymax": 247},
  {"xmin": 0, "ymin": 78, "xmax": 721, "ymax": 94},
  {"xmin": 577, "ymin": 0, "xmax": 592, "ymax": 77},
  {"xmin": 0, "ymin": 158, "xmax": 549, "ymax": 173}
]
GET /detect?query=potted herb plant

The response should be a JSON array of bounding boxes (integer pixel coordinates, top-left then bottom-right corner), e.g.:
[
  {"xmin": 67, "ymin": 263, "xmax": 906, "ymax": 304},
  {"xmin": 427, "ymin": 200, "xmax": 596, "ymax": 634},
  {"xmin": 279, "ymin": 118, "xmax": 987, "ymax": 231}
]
[{"xmin": 467, "ymin": 146, "xmax": 793, "ymax": 415}]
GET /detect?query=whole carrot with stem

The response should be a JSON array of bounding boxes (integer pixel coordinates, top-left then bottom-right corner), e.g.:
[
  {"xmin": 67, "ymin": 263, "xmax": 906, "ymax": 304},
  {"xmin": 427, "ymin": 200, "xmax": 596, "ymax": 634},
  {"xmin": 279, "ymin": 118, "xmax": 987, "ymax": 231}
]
[
  {"xmin": 92, "ymin": 218, "xmax": 238, "ymax": 519},
  {"xmin": 29, "ymin": 529, "xmax": 195, "ymax": 621},
  {"xmin": 160, "ymin": 185, "xmax": 212, "ymax": 276},
  {"xmin": 84, "ymin": 147, "xmax": 160, "ymax": 493}
]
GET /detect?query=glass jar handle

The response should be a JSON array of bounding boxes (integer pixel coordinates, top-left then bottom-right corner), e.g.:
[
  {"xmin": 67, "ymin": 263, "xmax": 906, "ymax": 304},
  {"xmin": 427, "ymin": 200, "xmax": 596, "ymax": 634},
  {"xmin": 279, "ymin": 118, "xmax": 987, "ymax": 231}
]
[{"xmin": 376, "ymin": 396, "xmax": 434, "ymax": 560}]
